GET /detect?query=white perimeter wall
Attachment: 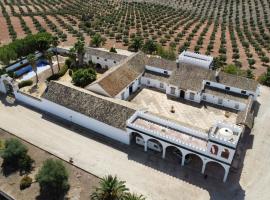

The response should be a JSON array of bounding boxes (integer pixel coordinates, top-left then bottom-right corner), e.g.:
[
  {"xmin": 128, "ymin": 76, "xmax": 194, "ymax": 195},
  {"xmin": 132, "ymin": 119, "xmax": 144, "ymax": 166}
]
[{"xmin": 14, "ymin": 91, "xmax": 130, "ymax": 145}]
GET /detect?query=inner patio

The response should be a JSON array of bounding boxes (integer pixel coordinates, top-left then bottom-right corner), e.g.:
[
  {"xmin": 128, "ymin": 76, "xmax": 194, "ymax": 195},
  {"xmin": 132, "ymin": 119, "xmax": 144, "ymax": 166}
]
[{"xmin": 129, "ymin": 87, "xmax": 238, "ymax": 130}]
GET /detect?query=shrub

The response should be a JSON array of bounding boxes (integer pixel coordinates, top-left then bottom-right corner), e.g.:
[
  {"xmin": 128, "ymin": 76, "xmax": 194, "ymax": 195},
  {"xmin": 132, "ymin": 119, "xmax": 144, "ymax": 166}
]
[
  {"xmin": 72, "ymin": 68, "xmax": 96, "ymax": 87},
  {"xmin": 1, "ymin": 138, "xmax": 28, "ymax": 167},
  {"xmin": 110, "ymin": 47, "xmax": 117, "ymax": 53},
  {"xmin": 18, "ymin": 80, "xmax": 33, "ymax": 89},
  {"xmin": 20, "ymin": 176, "xmax": 32, "ymax": 190},
  {"xmin": 47, "ymin": 65, "xmax": 68, "ymax": 81},
  {"xmin": 36, "ymin": 159, "xmax": 69, "ymax": 196},
  {"xmin": 19, "ymin": 154, "xmax": 34, "ymax": 174}
]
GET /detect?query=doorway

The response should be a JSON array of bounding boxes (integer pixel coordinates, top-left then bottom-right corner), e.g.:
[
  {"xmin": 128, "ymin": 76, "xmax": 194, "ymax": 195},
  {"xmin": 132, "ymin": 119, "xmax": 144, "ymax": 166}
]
[
  {"xmin": 129, "ymin": 84, "xmax": 133, "ymax": 95},
  {"xmin": 180, "ymin": 90, "xmax": 185, "ymax": 98}
]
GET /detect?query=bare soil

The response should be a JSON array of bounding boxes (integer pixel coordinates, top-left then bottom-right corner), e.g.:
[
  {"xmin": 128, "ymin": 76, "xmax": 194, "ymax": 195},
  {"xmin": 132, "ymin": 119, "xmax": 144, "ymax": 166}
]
[{"xmin": 0, "ymin": 129, "xmax": 100, "ymax": 200}]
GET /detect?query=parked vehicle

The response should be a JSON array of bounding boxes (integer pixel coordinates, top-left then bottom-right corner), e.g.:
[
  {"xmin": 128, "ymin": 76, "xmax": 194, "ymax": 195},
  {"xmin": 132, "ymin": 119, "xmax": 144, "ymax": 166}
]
[{"xmin": 135, "ymin": 136, "xmax": 162, "ymax": 152}]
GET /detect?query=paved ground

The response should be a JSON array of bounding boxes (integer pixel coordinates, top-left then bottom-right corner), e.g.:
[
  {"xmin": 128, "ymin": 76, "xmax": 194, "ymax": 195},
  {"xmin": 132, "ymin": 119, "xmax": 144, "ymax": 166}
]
[
  {"xmin": 130, "ymin": 88, "xmax": 237, "ymax": 130},
  {"xmin": 0, "ymin": 86, "xmax": 270, "ymax": 200}
]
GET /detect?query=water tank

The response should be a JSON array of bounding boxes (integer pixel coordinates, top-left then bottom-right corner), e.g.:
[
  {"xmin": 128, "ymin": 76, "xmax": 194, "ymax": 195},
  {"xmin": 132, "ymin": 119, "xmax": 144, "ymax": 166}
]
[{"xmin": 218, "ymin": 127, "xmax": 233, "ymax": 140}]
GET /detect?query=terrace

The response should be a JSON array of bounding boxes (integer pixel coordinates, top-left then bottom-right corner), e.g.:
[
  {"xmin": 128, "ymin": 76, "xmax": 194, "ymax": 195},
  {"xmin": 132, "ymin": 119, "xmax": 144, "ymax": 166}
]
[
  {"xmin": 129, "ymin": 88, "xmax": 238, "ymax": 130},
  {"xmin": 132, "ymin": 117, "xmax": 208, "ymax": 151}
]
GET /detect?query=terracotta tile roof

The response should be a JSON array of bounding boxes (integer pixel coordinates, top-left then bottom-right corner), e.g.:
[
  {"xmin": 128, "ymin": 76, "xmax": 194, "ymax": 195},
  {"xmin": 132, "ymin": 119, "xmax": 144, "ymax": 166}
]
[
  {"xmin": 89, "ymin": 52, "xmax": 146, "ymax": 97},
  {"xmin": 41, "ymin": 81, "xmax": 137, "ymax": 130},
  {"xmin": 169, "ymin": 63, "xmax": 258, "ymax": 92},
  {"xmin": 85, "ymin": 47, "xmax": 127, "ymax": 62},
  {"xmin": 145, "ymin": 56, "xmax": 176, "ymax": 71}
]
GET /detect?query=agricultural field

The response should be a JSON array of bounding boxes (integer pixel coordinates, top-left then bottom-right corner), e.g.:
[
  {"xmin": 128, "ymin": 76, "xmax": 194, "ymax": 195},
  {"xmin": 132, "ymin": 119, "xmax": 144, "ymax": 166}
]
[{"xmin": 0, "ymin": 0, "xmax": 270, "ymax": 77}]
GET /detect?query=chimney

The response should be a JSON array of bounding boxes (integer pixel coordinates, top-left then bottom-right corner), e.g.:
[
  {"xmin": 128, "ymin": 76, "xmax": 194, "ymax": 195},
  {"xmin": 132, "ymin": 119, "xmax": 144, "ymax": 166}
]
[
  {"xmin": 176, "ymin": 59, "xmax": 180, "ymax": 69},
  {"xmin": 215, "ymin": 69, "xmax": 220, "ymax": 82}
]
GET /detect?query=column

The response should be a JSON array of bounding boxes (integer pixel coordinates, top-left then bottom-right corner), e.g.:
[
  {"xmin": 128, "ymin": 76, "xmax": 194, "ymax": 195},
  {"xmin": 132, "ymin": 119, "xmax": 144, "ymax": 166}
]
[
  {"xmin": 181, "ymin": 155, "xmax": 185, "ymax": 166},
  {"xmin": 144, "ymin": 140, "xmax": 148, "ymax": 152},
  {"xmin": 162, "ymin": 149, "xmax": 166, "ymax": 159},
  {"xmin": 201, "ymin": 161, "xmax": 206, "ymax": 174},
  {"xmin": 223, "ymin": 167, "xmax": 229, "ymax": 182}
]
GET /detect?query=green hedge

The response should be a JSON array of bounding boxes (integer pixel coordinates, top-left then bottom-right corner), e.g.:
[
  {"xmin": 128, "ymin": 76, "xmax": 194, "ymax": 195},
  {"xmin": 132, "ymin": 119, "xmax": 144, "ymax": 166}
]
[
  {"xmin": 18, "ymin": 80, "xmax": 33, "ymax": 89},
  {"xmin": 47, "ymin": 65, "xmax": 68, "ymax": 81}
]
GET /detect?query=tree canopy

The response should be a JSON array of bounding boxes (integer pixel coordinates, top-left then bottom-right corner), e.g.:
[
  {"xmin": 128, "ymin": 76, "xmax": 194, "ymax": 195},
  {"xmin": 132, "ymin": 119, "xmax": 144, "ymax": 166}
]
[
  {"xmin": 36, "ymin": 159, "xmax": 69, "ymax": 197},
  {"xmin": 0, "ymin": 32, "xmax": 53, "ymax": 65},
  {"xmin": 72, "ymin": 68, "xmax": 97, "ymax": 87}
]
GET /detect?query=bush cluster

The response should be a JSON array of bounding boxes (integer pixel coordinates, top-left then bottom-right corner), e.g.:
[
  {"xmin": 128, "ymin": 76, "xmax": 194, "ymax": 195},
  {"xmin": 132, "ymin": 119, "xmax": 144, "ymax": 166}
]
[
  {"xmin": 72, "ymin": 68, "xmax": 97, "ymax": 87},
  {"xmin": 47, "ymin": 65, "xmax": 68, "ymax": 81},
  {"xmin": 18, "ymin": 80, "xmax": 33, "ymax": 89},
  {"xmin": 20, "ymin": 176, "xmax": 32, "ymax": 190}
]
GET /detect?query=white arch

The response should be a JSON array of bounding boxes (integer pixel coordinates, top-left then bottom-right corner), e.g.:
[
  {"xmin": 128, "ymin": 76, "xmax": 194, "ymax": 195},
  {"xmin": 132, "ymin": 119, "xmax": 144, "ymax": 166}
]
[
  {"xmin": 183, "ymin": 152, "xmax": 205, "ymax": 168},
  {"xmin": 203, "ymin": 160, "xmax": 230, "ymax": 182},
  {"xmin": 164, "ymin": 145, "xmax": 184, "ymax": 160}
]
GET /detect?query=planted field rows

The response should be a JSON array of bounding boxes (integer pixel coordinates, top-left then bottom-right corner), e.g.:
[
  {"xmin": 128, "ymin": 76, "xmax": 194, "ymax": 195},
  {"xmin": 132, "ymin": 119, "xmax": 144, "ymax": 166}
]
[{"xmin": 0, "ymin": 0, "xmax": 270, "ymax": 77}]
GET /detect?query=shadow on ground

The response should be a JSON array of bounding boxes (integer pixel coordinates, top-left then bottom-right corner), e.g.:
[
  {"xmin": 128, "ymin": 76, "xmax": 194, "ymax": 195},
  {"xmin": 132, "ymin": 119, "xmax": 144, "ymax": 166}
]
[{"xmin": 0, "ymin": 94, "xmax": 256, "ymax": 200}]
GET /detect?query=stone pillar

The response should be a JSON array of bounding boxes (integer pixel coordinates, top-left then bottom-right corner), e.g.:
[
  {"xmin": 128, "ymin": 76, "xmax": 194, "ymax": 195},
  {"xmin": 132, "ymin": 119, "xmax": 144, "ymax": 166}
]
[
  {"xmin": 201, "ymin": 161, "xmax": 206, "ymax": 174},
  {"xmin": 144, "ymin": 140, "xmax": 148, "ymax": 152},
  {"xmin": 223, "ymin": 167, "xmax": 229, "ymax": 182},
  {"xmin": 181, "ymin": 155, "xmax": 185, "ymax": 166},
  {"xmin": 162, "ymin": 149, "xmax": 166, "ymax": 159}
]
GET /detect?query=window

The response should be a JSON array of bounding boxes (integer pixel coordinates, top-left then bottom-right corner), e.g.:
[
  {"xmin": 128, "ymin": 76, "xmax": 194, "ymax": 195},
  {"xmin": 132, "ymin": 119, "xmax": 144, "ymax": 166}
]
[
  {"xmin": 235, "ymin": 103, "xmax": 239, "ymax": 109},
  {"xmin": 225, "ymin": 86, "xmax": 230, "ymax": 90},
  {"xmin": 121, "ymin": 92, "xmax": 125, "ymax": 100},
  {"xmin": 202, "ymin": 95, "xmax": 206, "ymax": 100},
  {"xmin": 147, "ymin": 80, "xmax": 150, "ymax": 85},
  {"xmin": 104, "ymin": 59, "xmax": 107, "ymax": 61},
  {"xmin": 170, "ymin": 87, "xmax": 176, "ymax": 95},
  {"xmin": 206, "ymin": 81, "xmax": 210, "ymax": 86},
  {"xmin": 210, "ymin": 145, "xmax": 219, "ymax": 155},
  {"xmin": 160, "ymin": 82, "xmax": 164, "ymax": 88},
  {"xmin": 114, "ymin": 61, "xmax": 116, "ymax": 64},
  {"xmin": 189, "ymin": 92, "xmax": 195, "ymax": 100},
  {"xmin": 241, "ymin": 90, "xmax": 246, "ymax": 94},
  {"xmin": 138, "ymin": 77, "xmax": 141, "ymax": 84},
  {"xmin": 97, "ymin": 57, "xmax": 99, "ymax": 59},
  {"xmin": 164, "ymin": 71, "xmax": 168, "ymax": 74},
  {"xmin": 218, "ymin": 98, "xmax": 223, "ymax": 104},
  {"xmin": 221, "ymin": 149, "xmax": 230, "ymax": 159}
]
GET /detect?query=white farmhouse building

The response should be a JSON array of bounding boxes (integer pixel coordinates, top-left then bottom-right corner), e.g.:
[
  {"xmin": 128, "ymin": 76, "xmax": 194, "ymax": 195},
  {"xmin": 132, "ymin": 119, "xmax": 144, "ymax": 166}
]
[
  {"xmin": 178, "ymin": 51, "xmax": 214, "ymax": 69},
  {"xmin": 0, "ymin": 48, "xmax": 259, "ymax": 182}
]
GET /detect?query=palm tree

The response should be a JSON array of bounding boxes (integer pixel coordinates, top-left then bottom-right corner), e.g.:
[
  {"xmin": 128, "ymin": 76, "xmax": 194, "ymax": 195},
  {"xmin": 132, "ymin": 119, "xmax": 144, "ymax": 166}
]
[
  {"xmin": 90, "ymin": 33, "xmax": 106, "ymax": 47},
  {"xmin": 91, "ymin": 175, "xmax": 129, "ymax": 200},
  {"xmin": 44, "ymin": 51, "xmax": 54, "ymax": 75},
  {"xmin": 27, "ymin": 54, "xmax": 38, "ymax": 86},
  {"xmin": 52, "ymin": 36, "xmax": 60, "ymax": 72},
  {"xmin": 125, "ymin": 193, "xmax": 146, "ymax": 200},
  {"xmin": 74, "ymin": 40, "xmax": 85, "ymax": 67}
]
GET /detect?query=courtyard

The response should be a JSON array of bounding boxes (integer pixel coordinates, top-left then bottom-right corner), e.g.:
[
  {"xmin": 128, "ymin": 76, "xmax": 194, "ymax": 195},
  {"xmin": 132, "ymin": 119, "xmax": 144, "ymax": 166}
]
[
  {"xmin": 0, "ymin": 85, "xmax": 270, "ymax": 200},
  {"xmin": 129, "ymin": 87, "xmax": 238, "ymax": 130}
]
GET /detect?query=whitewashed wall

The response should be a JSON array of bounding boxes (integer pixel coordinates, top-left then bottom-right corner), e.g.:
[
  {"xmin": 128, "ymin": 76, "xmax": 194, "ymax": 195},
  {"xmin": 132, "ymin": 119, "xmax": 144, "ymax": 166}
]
[
  {"xmin": 184, "ymin": 90, "xmax": 201, "ymax": 103},
  {"xmin": 86, "ymin": 84, "xmax": 111, "ymax": 97},
  {"xmin": 203, "ymin": 80, "xmax": 256, "ymax": 97},
  {"xmin": 0, "ymin": 76, "xmax": 6, "ymax": 93},
  {"xmin": 141, "ymin": 77, "xmax": 167, "ymax": 91},
  {"xmin": 84, "ymin": 55, "xmax": 119, "ymax": 69},
  {"xmin": 14, "ymin": 91, "xmax": 130, "ymax": 144},
  {"xmin": 115, "ymin": 74, "xmax": 142, "ymax": 100},
  {"xmin": 166, "ymin": 84, "xmax": 180, "ymax": 97},
  {"xmin": 202, "ymin": 93, "xmax": 246, "ymax": 111},
  {"xmin": 206, "ymin": 141, "xmax": 235, "ymax": 163},
  {"xmin": 145, "ymin": 65, "xmax": 172, "ymax": 75}
]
